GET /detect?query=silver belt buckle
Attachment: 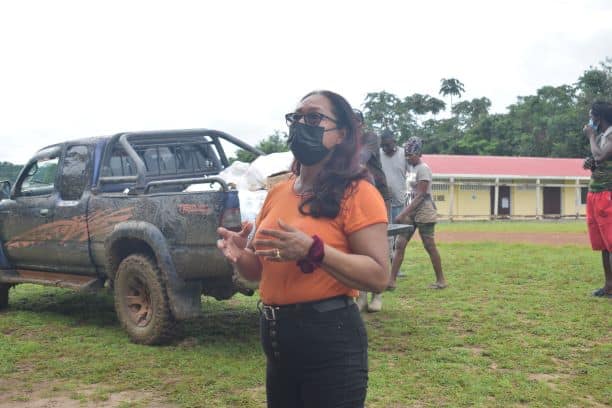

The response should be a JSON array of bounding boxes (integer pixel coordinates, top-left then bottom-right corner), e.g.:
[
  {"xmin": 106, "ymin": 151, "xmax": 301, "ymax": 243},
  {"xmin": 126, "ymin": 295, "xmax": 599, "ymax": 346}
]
[{"xmin": 262, "ymin": 305, "xmax": 277, "ymax": 321}]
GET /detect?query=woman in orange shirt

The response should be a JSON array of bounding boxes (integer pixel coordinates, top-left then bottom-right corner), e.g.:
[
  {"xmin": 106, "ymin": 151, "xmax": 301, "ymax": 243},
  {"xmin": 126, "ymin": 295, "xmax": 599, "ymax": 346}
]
[{"xmin": 217, "ymin": 90, "xmax": 389, "ymax": 408}]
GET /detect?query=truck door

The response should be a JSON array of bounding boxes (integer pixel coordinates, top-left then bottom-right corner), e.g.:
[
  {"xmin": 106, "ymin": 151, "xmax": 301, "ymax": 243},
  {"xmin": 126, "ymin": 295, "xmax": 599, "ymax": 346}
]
[
  {"xmin": 1, "ymin": 148, "xmax": 61, "ymax": 269},
  {"xmin": 51, "ymin": 144, "xmax": 97, "ymax": 275}
]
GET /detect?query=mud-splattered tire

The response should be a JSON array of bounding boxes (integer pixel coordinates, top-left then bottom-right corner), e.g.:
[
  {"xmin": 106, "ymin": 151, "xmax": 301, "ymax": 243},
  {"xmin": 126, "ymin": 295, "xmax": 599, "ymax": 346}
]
[
  {"xmin": 114, "ymin": 254, "xmax": 175, "ymax": 345},
  {"xmin": 0, "ymin": 284, "xmax": 9, "ymax": 310}
]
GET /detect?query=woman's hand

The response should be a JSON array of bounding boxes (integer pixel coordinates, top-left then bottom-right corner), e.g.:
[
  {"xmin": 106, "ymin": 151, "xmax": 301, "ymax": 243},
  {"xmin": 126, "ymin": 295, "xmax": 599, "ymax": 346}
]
[
  {"xmin": 217, "ymin": 221, "xmax": 253, "ymax": 263},
  {"xmin": 253, "ymin": 219, "xmax": 313, "ymax": 262}
]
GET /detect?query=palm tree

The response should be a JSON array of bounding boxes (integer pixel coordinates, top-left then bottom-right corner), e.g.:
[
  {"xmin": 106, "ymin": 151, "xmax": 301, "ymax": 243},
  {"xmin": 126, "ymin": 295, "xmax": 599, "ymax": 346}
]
[
  {"xmin": 470, "ymin": 97, "xmax": 491, "ymax": 119},
  {"xmin": 404, "ymin": 94, "xmax": 446, "ymax": 124},
  {"xmin": 439, "ymin": 78, "xmax": 465, "ymax": 112},
  {"xmin": 403, "ymin": 93, "xmax": 427, "ymax": 115},
  {"xmin": 426, "ymin": 97, "xmax": 446, "ymax": 116}
]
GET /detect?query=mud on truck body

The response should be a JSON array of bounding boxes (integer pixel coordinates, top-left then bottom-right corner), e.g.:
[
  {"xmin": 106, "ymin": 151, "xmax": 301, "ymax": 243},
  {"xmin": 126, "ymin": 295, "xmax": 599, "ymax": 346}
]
[{"xmin": 0, "ymin": 129, "xmax": 263, "ymax": 344}]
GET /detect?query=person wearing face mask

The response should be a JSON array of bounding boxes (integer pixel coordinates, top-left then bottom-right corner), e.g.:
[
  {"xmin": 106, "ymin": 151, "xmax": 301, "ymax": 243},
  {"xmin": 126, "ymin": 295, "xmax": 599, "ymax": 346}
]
[
  {"xmin": 391, "ymin": 137, "xmax": 447, "ymax": 290},
  {"xmin": 583, "ymin": 101, "xmax": 612, "ymax": 298},
  {"xmin": 217, "ymin": 90, "xmax": 389, "ymax": 407}
]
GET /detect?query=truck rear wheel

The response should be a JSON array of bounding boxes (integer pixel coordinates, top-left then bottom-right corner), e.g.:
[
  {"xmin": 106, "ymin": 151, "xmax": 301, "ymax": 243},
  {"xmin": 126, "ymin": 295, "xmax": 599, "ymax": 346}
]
[
  {"xmin": 114, "ymin": 254, "xmax": 175, "ymax": 345},
  {"xmin": 0, "ymin": 284, "xmax": 10, "ymax": 310}
]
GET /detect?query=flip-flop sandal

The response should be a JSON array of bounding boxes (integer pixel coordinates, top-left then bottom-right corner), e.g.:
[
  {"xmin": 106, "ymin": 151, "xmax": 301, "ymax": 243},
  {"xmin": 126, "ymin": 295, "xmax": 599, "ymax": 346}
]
[
  {"xmin": 592, "ymin": 288, "xmax": 612, "ymax": 298},
  {"xmin": 428, "ymin": 283, "xmax": 448, "ymax": 289}
]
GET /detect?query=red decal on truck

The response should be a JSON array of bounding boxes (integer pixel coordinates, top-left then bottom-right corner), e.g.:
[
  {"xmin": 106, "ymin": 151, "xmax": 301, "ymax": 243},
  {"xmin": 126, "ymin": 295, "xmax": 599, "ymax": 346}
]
[
  {"xmin": 5, "ymin": 207, "xmax": 135, "ymax": 249},
  {"xmin": 178, "ymin": 204, "xmax": 212, "ymax": 215}
]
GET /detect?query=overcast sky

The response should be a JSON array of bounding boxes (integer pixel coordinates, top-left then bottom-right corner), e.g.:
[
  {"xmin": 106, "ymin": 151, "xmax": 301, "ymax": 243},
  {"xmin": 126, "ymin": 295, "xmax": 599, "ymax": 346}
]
[{"xmin": 1, "ymin": 0, "xmax": 611, "ymax": 164}]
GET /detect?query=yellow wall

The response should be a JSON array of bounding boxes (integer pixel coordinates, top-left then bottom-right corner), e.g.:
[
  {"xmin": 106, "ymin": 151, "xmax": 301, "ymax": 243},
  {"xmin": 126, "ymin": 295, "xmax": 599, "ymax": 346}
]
[
  {"xmin": 512, "ymin": 185, "xmax": 536, "ymax": 217},
  {"xmin": 456, "ymin": 188, "xmax": 490, "ymax": 217},
  {"xmin": 431, "ymin": 188, "xmax": 451, "ymax": 216},
  {"xmin": 432, "ymin": 178, "xmax": 588, "ymax": 219},
  {"xmin": 562, "ymin": 181, "xmax": 586, "ymax": 217}
]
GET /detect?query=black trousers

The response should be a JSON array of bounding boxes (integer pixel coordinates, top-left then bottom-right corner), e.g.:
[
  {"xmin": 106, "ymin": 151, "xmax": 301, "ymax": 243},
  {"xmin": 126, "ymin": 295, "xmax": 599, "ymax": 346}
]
[{"xmin": 260, "ymin": 300, "xmax": 368, "ymax": 408}]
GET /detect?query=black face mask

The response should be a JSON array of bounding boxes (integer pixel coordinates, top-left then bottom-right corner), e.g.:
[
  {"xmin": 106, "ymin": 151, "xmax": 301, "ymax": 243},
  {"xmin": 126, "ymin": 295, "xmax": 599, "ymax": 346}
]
[{"xmin": 288, "ymin": 122, "xmax": 331, "ymax": 166}]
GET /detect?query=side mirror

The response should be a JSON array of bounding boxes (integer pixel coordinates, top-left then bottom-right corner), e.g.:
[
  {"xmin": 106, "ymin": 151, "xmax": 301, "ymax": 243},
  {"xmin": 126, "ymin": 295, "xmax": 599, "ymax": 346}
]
[{"xmin": 0, "ymin": 180, "xmax": 11, "ymax": 199}]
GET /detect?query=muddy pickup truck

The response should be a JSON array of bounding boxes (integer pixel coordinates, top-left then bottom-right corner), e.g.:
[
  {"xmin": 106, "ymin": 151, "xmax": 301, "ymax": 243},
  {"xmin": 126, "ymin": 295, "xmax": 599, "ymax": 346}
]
[{"xmin": 0, "ymin": 129, "xmax": 263, "ymax": 344}]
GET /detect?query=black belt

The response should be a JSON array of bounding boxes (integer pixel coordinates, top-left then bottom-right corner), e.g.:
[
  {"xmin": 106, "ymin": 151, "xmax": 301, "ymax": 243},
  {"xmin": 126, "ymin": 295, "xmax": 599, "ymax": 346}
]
[{"xmin": 259, "ymin": 295, "xmax": 355, "ymax": 321}]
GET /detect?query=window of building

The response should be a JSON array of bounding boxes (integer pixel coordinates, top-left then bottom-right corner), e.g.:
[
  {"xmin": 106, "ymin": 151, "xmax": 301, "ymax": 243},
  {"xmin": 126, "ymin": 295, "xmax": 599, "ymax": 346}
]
[
  {"xmin": 432, "ymin": 183, "xmax": 449, "ymax": 191},
  {"xmin": 459, "ymin": 183, "xmax": 490, "ymax": 191},
  {"xmin": 581, "ymin": 187, "xmax": 588, "ymax": 205}
]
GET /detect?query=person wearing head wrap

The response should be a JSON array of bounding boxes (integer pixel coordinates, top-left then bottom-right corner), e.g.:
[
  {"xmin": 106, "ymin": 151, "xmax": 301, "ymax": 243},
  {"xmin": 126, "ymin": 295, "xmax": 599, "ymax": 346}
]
[
  {"xmin": 404, "ymin": 136, "xmax": 423, "ymax": 155},
  {"xmin": 390, "ymin": 136, "xmax": 447, "ymax": 290}
]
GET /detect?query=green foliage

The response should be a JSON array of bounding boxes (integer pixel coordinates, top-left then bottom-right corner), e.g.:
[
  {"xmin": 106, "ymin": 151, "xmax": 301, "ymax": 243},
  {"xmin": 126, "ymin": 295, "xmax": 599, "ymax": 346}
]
[
  {"xmin": 575, "ymin": 58, "xmax": 612, "ymax": 105},
  {"xmin": 33, "ymin": 162, "xmax": 58, "ymax": 184},
  {"xmin": 0, "ymin": 161, "xmax": 23, "ymax": 183},
  {"xmin": 359, "ymin": 58, "xmax": 611, "ymax": 158},
  {"xmin": 362, "ymin": 91, "xmax": 414, "ymax": 137},
  {"xmin": 232, "ymin": 130, "xmax": 289, "ymax": 163},
  {"xmin": 439, "ymin": 77, "xmax": 466, "ymax": 111},
  {"xmin": 363, "ymin": 92, "xmax": 445, "ymax": 144}
]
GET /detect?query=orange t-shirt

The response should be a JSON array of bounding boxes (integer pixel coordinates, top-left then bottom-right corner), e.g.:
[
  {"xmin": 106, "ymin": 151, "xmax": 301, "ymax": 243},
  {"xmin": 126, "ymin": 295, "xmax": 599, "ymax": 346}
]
[{"xmin": 255, "ymin": 177, "xmax": 388, "ymax": 305}]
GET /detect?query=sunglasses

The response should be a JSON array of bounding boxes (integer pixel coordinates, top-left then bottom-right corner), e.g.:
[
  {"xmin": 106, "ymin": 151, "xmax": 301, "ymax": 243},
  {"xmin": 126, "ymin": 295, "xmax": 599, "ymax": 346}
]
[{"xmin": 285, "ymin": 111, "xmax": 338, "ymax": 127}]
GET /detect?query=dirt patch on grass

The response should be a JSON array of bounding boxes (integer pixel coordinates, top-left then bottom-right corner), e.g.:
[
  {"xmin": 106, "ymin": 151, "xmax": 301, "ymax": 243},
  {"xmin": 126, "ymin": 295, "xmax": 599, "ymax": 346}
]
[
  {"xmin": 0, "ymin": 380, "xmax": 176, "ymax": 408},
  {"xmin": 528, "ymin": 373, "xmax": 570, "ymax": 391},
  {"xmin": 426, "ymin": 231, "xmax": 589, "ymax": 246}
]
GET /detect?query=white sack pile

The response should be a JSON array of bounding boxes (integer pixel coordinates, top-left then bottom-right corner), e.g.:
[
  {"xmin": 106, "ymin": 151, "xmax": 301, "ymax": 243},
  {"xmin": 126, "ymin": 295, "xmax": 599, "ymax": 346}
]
[{"xmin": 186, "ymin": 151, "xmax": 293, "ymax": 222}]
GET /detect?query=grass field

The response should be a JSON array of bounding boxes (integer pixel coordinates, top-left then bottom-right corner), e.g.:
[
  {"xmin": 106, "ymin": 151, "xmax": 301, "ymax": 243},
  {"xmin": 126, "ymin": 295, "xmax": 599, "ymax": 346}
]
[{"xmin": 0, "ymin": 221, "xmax": 610, "ymax": 407}]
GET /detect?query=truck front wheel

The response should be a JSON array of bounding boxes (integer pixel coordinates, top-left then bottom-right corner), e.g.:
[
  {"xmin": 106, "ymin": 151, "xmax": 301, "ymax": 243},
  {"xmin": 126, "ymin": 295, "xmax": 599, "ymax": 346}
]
[
  {"xmin": 0, "ymin": 284, "xmax": 10, "ymax": 310},
  {"xmin": 114, "ymin": 254, "xmax": 175, "ymax": 345}
]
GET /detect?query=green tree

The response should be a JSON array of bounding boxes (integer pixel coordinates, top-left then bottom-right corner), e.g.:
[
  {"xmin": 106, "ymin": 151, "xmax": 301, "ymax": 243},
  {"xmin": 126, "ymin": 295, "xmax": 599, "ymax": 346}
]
[
  {"xmin": 362, "ymin": 91, "xmax": 413, "ymax": 135},
  {"xmin": 452, "ymin": 97, "xmax": 491, "ymax": 128},
  {"xmin": 233, "ymin": 130, "xmax": 289, "ymax": 163},
  {"xmin": 426, "ymin": 97, "xmax": 446, "ymax": 116},
  {"xmin": 403, "ymin": 94, "xmax": 446, "ymax": 116},
  {"xmin": 575, "ymin": 58, "xmax": 612, "ymax": 113},
  {"xmin": 0, "ymin": 162, "xmax": 23, "ymax": 183},
  {"xmin": 439, "ymin": 78, "xmax": 465, "ymax": 112},
  {"xmin": 404, "ymin": 93, "xmax": 431, "ymax": 115}
]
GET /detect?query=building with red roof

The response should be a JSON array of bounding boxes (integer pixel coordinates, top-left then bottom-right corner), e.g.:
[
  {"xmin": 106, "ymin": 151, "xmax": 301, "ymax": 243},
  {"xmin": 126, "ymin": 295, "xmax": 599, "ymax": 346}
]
[{"xmin": 419, "ymin": 154, "xmax": 589, "ymax": 220}]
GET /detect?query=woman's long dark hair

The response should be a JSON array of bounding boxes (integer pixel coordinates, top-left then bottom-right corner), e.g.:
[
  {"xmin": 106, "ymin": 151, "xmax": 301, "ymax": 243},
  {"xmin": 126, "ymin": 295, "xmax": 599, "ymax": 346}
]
[{"xmin": 292, "ymin": 90, "xmax": 368, "ymax": 218}]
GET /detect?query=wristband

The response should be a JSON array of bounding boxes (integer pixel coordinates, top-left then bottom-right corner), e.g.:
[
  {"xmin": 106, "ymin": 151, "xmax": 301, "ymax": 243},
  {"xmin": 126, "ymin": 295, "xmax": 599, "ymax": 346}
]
[{"xmin": 297, "ymin": 234, "xmax": 324, "ymax": 274}]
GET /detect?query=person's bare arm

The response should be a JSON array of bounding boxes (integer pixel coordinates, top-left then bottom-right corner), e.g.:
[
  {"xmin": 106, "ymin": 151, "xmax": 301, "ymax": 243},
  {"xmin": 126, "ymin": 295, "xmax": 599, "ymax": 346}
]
[
  {"xmin": 396, "ymin": 180, "xmax": 429, "ymax": 222},
  {"xmin": 585, "ymin": 125, "xmax": 612, "ymax": 162},
  {"xmin": 323, "ymin": 223, "xmax": 390, "ymax": 292}
]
